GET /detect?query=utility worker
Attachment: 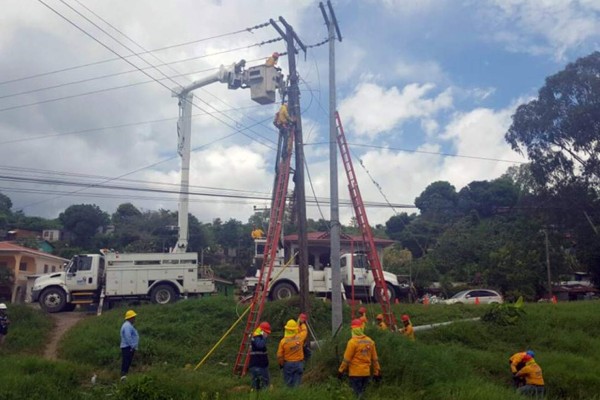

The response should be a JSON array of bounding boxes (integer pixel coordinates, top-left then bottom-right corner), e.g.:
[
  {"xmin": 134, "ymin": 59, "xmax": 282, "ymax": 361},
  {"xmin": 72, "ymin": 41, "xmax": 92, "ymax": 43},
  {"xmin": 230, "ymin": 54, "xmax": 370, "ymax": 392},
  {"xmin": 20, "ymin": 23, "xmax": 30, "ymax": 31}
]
[
  {"xmin": 249, "ymin": 321, "xmax": 272, "ymax": 391},
  {"xmin": 274, "ymin": 102, "xmax": 292, "ymax": 130},
  {"xmin": 358, "ymin": 306, "xmax": 368, "ymax": 328},
  {"xmin": 509, "ymin": 349, "xmax": 535, "ymax": 387},
  {"xmin": 251, "ymin": 226, "xmax": 264, "ymax": 239},
  {"xmin": 338, "ymin": 318, "xmax": 382, "ymax": 398},
  {"xmin": 515, "ymin": 353, "xmax": 545, "ymax": 397},
  {"xmin": 298, "ymin": 313, "xmax": 311, "ymax": 360},
  {"xmin": 375, "ymin": 314, "xmax": 387, "ymax": 331},
  {"xmin": 277, "ymin": 319, "xmax": 306, "ymax": 387},
  {"xmin": 120, "ymin": 310, "xmax": 139, "ymax": 381},
  {"xmin": 0, "ymin": 303, "xmax": 10, "ymax": 346},
  {"xmin": 265, "ymin": 52, "xmax": 280, "ymax": 67},
  {"xmin": 400, "ymin": 314, "xmax": 415, "ymax": 340}
]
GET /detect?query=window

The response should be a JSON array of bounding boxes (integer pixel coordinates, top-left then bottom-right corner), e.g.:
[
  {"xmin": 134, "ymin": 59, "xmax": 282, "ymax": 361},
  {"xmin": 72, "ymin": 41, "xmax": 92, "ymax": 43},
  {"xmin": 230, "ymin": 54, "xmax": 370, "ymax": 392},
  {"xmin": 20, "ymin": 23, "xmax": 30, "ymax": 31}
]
[
  {"xmin": 44, "ymin": 264, "xmax": 49, "ymax": 273},
  {"xmin": 76, "ymin": 256, "xmax": 93, "ymax": 271},
  {"xmin": 51, "ymin": 266, "xmax": 56, "ymax": 272},
  {"xmin": 19, "ymin": 262, "xmax": 27, "ymax": 271}
]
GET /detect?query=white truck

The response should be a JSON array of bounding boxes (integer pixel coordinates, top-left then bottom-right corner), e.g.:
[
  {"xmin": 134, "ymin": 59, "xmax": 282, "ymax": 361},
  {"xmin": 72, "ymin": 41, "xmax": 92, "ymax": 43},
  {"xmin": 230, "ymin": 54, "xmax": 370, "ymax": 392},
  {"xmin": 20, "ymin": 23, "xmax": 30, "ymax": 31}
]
[
  {"xmin": 242, "ymin": 239, "xmax": 404, "ymax": 302},
  {"xmin": 31, "ymin": 251, "xmax": 215, "ymax": 313}
]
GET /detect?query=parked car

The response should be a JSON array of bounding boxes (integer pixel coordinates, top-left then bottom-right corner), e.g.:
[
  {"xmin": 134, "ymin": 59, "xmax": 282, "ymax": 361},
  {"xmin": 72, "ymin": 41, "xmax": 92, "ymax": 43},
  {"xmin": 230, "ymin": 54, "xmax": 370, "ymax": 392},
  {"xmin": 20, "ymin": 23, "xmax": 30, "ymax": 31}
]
[{"xmin": 443, "ymin": 289, "xmax": 503, "ymax": 305}]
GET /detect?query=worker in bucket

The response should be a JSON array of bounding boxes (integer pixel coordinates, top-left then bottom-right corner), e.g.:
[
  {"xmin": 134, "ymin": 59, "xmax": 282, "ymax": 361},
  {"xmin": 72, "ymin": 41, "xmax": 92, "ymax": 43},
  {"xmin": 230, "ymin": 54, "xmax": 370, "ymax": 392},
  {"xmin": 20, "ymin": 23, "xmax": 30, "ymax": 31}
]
[
  {"xmin": 265, "ymin": 51, "xmax": 280, "ymax": 67},
  {"xmin": 120, "ymin": 309, "xmax": 139, "ymax": 381},
  {"xmin": 297, "ymin": 313, "xmax": 311, "ymax": 360},
  {"xmin": 358, "ymin": 306, "xmax": 368, "ymax": 328},
  {"xmin": 277, "ymin": 319, "xmax": 306, "ymax": 387},
  {"xmin": 375, "ymin": 314, "xmax": 388, "ymax": 331},
  {"xmin": 514, "ymin": 353, "xmax": 545, "ymax": 397},
  {"xmin": 338, "ymin": 318, "xmax": 381, "ymax": 398},
  {"xmin": 399, "ymin": 314, "xmax": 414, "ymax": 340},
  {"xmin": 509, "ymin": 349, "xmax": 535, "ymax": 387},
  {"xmin": 251, "ymin": 226, "xmax": 264, "ymax": 239},
  {"xmin": 0, "ymin": 303, "xmax": 10, "ymax": 346},
  {"xmin": 249, "ymin": 321, "xmax": 272, "ymax": 391}
]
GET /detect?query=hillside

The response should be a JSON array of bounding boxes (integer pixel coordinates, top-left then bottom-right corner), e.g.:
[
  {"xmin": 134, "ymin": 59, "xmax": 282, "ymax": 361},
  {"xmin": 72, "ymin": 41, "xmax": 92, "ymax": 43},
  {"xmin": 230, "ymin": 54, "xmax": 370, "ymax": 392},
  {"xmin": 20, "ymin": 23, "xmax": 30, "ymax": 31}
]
[{"xmin": 1, "ymin": 298, "xmax": 599, "ymax": 399}]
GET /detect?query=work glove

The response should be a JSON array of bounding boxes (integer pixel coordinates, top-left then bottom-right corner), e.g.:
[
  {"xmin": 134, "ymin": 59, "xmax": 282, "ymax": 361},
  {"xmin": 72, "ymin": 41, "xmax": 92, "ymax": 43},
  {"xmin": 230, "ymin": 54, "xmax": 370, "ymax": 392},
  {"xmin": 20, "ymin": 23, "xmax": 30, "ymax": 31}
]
[
  {"xmin": 373, "ymin": 374, "xmax": 382, "ymax": 383},
  {"xmin": 337, "ymin": 372, "xmax": 345, "ymax": 381},
  {"xmin": 279, "ymin": 364, "xmax": 283, "ymax": 370}
]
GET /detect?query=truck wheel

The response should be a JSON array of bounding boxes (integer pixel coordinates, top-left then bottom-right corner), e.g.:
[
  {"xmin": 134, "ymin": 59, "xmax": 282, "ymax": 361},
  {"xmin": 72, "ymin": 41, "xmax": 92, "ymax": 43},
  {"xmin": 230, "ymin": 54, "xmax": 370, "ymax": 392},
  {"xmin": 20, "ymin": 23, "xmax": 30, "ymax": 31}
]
[
  {"xmin": 151, "ymin": 284, "xmax": 177, "ymax": 304},
  {"xmin": 40, "ymin": 287, "xmax": 67, "ymax": 313},
  {"xmin": 270, "ymin": 282, "xmax": 297, "ymax": 300},
  {"xmin": 375, "ymin": 283, "xmax": 397, "ymax": 304}
]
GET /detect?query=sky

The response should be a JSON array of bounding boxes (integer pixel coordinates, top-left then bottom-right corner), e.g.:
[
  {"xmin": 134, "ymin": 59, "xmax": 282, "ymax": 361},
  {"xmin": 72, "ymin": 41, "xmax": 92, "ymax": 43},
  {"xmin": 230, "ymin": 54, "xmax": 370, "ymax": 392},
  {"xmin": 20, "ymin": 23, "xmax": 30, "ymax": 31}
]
[{"xmin": 0, "ymin": 0, "xmax": 599, "ymax": 227}]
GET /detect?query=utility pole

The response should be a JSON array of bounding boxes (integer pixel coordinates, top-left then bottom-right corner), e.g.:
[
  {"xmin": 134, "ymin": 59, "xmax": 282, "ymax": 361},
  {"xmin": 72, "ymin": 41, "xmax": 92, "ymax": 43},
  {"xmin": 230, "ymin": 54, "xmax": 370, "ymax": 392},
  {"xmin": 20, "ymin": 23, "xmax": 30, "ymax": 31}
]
[
  {"xmin": 270, "ymin": 18, "xmax": 309, "ymax": 313},
  {"xmin": 320, "ymin": 0, "xmax": 343, "ymax": 335},
  {"xmin": 543, "ymin": 228, "xmax": 553, "ymax": 298}
]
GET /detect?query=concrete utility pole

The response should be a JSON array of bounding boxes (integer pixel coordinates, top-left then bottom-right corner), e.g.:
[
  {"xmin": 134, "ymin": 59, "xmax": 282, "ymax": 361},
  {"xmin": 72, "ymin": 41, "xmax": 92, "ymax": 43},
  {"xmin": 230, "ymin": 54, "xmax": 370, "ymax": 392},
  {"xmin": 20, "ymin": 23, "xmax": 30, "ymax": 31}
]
[
  {"xmin": 270, "ymin": 17, "xmax": 310, "ymax": 313},
  {"xmin": 319, "ymin": 0, "xmax": 343, "ymax": 335},
  {"xmin": 543, "ymin": 228, "xmax": 553, "ymax": 297}
]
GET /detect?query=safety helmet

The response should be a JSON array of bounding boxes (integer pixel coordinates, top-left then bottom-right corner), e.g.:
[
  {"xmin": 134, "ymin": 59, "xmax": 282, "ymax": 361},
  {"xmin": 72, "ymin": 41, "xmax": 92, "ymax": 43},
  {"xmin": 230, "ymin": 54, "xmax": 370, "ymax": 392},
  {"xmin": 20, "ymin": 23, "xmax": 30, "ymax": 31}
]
[
  {"xmin": 522, "ymin": 354, "xmax": 533, "ymax": 362},
  {"xmin": 259, "ymin": 321, "xmax": 271, "ymax": 334},
  {"xmin": 351, "ymin": 318, "xmax": 363, "ymax": 328},
  {"xmin": 0, "ymin": 303, "xmax": 6, "ymax": 310},
  {"xmin": 298, "ymin": 313, "xmax": 308, "ymax": 322},
  {"xmin": 526, "ymin": 350, "xmax": 535, "ymax": 358},
  {"xmin": 124, "ymin": 310, "xmax": 137, "ymax": 320},
  {"xmin": 358, "ymin": 306, "xmax": 367, "ymax": 314},
  {"xmin": 284, "ymin": 319, "xmax": 299, "ymax": 331},
  {"xmin": 401, "ymin": 314, "xmax": 410, "ymax": 322},
  {"xmin": 376, "ymin": 313, "xmax": 384, "ymax": 320},
  {"xmin": 272, "ymin": 52, "xmax": 280, "ymax": 58}
]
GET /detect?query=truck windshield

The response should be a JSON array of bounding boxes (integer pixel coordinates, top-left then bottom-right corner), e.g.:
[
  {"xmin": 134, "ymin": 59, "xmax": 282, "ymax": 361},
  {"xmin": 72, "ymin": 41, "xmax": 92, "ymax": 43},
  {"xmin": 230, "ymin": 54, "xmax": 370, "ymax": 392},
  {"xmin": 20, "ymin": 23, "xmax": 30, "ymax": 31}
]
[{"xmin": 353, "ymin": 254, "xmax": 369, "ymax": 269}]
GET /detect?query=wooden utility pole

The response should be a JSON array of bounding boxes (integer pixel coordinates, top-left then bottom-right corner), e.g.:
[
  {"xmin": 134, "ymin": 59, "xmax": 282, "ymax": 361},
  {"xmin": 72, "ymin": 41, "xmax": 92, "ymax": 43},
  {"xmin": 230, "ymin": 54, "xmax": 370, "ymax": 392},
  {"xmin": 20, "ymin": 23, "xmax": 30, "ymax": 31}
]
[{"xmin": 270, "ymin": 17, "xmax": 309, "ymax": 313}]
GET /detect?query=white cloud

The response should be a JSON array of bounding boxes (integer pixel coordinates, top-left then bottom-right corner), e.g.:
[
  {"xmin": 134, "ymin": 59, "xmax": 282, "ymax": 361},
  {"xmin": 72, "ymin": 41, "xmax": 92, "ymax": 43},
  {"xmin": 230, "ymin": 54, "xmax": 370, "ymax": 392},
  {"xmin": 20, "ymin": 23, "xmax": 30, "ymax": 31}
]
[
  {"xmin": 338, "ymin": 82, "xmax": 453, "ymax": 138},
  {"xmin": 395, "ymin": 60, "xmax": 446, "ymax": 83}
]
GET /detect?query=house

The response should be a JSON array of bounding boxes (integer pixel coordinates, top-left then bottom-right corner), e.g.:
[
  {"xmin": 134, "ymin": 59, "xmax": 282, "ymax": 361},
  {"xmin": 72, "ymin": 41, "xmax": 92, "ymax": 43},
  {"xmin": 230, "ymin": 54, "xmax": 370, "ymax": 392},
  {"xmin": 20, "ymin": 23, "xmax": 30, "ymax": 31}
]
[
  {"xmin": 283, "ymin": 231, "xmax": 396, "ymax": 269},
  {"xmin": 6, "ymin": 229, "xmax": 40, "ymax": 240},
  {"xmin": 42, "ymin": 229, "xmax": 62, "ymax": 242},
  {"xmin": 0, "ymin": 241, "xmax": 69, "ymax": 303}
]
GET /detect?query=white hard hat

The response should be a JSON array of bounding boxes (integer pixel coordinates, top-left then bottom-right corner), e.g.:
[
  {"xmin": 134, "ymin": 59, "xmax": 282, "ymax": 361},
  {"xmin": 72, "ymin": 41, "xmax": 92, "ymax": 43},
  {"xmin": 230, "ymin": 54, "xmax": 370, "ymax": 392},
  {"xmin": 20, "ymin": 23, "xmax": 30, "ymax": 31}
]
[{"xmin": 0, "ymin": 303, "xmax": 7, "ymax": 310}]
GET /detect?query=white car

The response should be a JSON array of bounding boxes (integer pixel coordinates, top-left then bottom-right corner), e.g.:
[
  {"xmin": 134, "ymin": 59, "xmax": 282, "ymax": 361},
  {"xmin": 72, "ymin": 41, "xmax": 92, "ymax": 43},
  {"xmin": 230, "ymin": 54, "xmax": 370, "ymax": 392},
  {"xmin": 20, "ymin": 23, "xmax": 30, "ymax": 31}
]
[{"xmin": 443, "ymin": 289, "xmax": 503, "ymax": 305}]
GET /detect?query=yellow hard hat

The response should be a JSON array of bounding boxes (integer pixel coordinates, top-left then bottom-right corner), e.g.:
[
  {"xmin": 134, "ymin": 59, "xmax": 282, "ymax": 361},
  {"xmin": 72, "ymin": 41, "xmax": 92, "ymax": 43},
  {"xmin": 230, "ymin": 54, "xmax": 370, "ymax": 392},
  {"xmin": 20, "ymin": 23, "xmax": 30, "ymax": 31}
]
[
  {"xmin": 125, "ymin": 310, "xmax": 137, "ymax": 320},
  {"xmin": 284, "ymin": 319, "xmax": 299, "ymax": 330}
]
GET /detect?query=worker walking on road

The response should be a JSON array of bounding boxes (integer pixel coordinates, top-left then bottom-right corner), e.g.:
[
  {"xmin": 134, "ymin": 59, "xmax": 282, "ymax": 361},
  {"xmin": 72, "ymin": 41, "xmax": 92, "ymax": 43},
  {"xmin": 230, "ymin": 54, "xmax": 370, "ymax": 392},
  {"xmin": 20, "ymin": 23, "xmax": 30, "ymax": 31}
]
[
  {"xmin": 249, "ymin": 321, "xmax": 272, "ymax": 391},
  {"xmin": 515, "ymin": 353, "xmax": 545, "ymax": 397},
  {"xmin": 509, "ymin": 349, "xmax": 535, "ymax": 387},
  {"xmin": 400, "ymin": 314, "xmax": 415, "ymax": 340},
  {"xmin": 375, "ymin": 314, "xmax": 387, "ymax": 331},
  {"xmin": 338, "ymin": 318, "xmax": 382, "ymax": 398},
  {"xmin": 120, "ymin": 309, "xmax": 139, "ymax": 381},
  {"xmin": 277, "ymin": 319, "xmax": 306, "ymax": 387},
  {"xmin": 0, "ymin": 303, "xmax": 10, "ymax": 346},
  {"xmin": 358, "ymin": 307, "xmax": 368, "ymax": 329},
  {"xmin": 298, "ymin": 313, "xmax": 311, "ymax": 361}
]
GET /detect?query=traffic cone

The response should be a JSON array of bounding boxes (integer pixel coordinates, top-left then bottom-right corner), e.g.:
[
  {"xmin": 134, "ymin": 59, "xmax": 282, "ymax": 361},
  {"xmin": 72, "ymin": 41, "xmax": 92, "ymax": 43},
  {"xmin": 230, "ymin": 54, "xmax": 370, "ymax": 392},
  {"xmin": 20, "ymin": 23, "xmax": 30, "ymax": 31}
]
[
  {"xmin": 423, "ymin": 295, "xmax": 430, "ymax": 306},
  {"xmin": 551, "ymin": 295, "xmax": 557, "ymax": 304},
  {"xmin": 475, "ymin": 297, "xmax": 480, "ymax": 305},
  {"xmin": 395, "ymin": 298, "xmax": 399, "ymax": 304}
]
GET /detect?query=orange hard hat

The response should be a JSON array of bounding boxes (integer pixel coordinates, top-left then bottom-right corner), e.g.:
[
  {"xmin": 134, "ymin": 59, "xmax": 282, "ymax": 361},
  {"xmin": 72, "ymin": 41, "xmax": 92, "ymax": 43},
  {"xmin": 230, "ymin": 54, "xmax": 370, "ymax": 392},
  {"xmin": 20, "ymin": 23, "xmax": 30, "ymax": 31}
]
[
  {"xmin": 358, "ymin": 306, "xmax": 367, "ymax": 314},
  {"xmin": 351, "ymin": 318, "xmax": 363, "ymax": 328},
  {"xmin": 401, "ymin": 314, "xmax": 410, "ymax": 322},
  {"xmin": 298, "ymin": 313, "xmax": 308, "ymax": 322},
  {"xmin": 259, "ymin": 321, "xmax": 271, "ymax": 334},
  {"xmin": 272, "ymin": 52, "xmax": 280, "ymax": 58},
  {"xmin": 376, "ymin": 314, "xmax": 384, "ymax": 320}
]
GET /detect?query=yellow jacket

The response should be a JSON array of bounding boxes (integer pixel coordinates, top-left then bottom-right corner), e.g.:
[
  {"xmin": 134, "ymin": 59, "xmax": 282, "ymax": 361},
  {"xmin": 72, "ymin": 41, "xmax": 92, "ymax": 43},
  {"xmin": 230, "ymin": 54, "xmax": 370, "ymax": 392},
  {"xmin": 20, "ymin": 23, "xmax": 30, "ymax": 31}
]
[
  {"xmin": 515, "ymin": 361, "xmax": 544, "ymax": 386},
  {"xmin": 265, "ymin": 56, "xmax": 278, "ymax": 67},
  {"xmin": 401, "ymin": 324, "xmax": 415, "ymax": 341},
  {"xmin": 509, "ymin": 352, "xmax": 527, "ymax": 373},
  {"xmin": 377, "ymin": 321, "xmax": 388, "ymax": 331},
  {"xmin": 251, "ymin": 228, "xmax": 264, "ymax": 239},
  {"xmin": 338, "ymin": 335, "xmax": 380, "ymax": 377},
  {"xmin": 298, "ymin": 322, "xmax": 308, "ymax": 345},
  {"xmin": 276, "ymin": 104, "xmax": 291, "ymax": 126},
  {"xmin": 277, "ymin": 333, "xmax": 305, "ymax": 364},
  {"xmin": 359, "ymin": 314, "xmax": 368, "ymax": 329}
]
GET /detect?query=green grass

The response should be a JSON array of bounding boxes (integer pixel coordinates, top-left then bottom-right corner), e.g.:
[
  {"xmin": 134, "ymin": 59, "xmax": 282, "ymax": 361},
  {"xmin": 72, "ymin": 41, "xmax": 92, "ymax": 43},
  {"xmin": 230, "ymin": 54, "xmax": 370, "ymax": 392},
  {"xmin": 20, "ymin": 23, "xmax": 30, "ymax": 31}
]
[
  {"xmin": 2, "ymin": 298, "xmax": 600, "ymax": 399},
  {"xmin": 0, "ymin": 303, "xmax": 53, "ymax": 356}
]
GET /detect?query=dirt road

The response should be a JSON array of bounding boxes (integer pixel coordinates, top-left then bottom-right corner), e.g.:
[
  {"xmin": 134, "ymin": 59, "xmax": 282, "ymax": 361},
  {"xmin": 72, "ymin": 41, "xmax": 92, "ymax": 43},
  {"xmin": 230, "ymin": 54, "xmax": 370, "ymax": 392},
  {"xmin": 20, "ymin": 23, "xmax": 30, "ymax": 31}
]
[{"xmin": 44, "ymin": 311, "xmax": 87, "ymax": 360}]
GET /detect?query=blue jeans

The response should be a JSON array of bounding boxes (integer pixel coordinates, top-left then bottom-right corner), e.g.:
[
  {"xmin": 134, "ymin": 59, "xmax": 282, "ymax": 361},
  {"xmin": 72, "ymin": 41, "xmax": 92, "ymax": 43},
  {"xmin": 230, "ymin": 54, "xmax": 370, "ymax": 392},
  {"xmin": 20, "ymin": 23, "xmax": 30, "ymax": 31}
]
[
  {"xmin": 349, "ymin": 376, "xmax": 370, "ymax": 398},
  {"xmin": 249, "ymin": 366, "xmax": 270, "ymax": 390},
  {"xmin": 282, "ymin": 361, "xmax": 304, "ymax": 387},
  {"xmin": 517, "ymin": 385, "xmax": 545, "ymax": 398}
]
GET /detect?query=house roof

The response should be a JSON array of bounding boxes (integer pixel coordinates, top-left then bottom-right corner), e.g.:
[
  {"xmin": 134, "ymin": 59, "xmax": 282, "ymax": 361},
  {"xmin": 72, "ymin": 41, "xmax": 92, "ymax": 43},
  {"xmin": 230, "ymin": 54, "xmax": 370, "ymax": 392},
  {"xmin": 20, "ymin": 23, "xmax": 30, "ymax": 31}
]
[
  {"xmin": 0, "ymin": 241, "xmax": 69, "ymax": 262},
  {"xmin": 284, "ymin": 231, "xmax": 395, "ymax": 246}
]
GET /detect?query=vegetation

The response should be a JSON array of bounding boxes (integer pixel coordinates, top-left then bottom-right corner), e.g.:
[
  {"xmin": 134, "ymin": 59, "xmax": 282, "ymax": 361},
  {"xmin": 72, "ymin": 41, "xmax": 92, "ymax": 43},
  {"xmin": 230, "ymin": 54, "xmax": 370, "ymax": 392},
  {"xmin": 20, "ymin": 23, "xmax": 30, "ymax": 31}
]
[{"xmin": 2, "ymin": 297, "xmax": 600, "ymax": 399}]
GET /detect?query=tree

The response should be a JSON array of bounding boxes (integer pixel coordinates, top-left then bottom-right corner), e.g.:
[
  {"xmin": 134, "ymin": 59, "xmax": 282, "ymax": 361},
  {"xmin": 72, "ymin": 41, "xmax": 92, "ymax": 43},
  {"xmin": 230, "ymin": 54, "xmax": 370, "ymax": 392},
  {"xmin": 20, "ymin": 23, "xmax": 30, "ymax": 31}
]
[
  {"xmin": 0, "ymin": 192, "xmax": 11, "ymax": 214},
  {"xmin": 59, "ymin": 204, "xmax": 110, "ymax": 246},
  {"xmin": 385, "ymin": 213, "xmax": 413, "ymax": 241},
  {"xmin": 414, "ymin": 181, "xmax": 459, "ymax": 222},
  {"xmin": 112, "ymin": 203, "xmax": 142, "ymax": 224},
  {"xmin": 457, "ymin": 178, "xmax": 519, "ymax": 217},
  {"xmin": 506, "ymin": 51, "xmax": 600, "ymax": 189}
]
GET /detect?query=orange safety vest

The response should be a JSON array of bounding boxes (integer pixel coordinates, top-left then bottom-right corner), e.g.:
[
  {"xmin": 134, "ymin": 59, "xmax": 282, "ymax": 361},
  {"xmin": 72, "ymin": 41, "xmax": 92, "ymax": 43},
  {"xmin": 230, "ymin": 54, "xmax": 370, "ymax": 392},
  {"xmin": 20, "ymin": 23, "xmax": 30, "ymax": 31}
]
[
  {"xmin": 338, "ymin": 335, "xmax": 380, "ymax": 377},
  {"xmin": 515, "ymin": 361, "xmax": 544, "ymax": 386},
  {"xmin": 277, "ymin": 334, "xmax": 304, "ymax": 364}
]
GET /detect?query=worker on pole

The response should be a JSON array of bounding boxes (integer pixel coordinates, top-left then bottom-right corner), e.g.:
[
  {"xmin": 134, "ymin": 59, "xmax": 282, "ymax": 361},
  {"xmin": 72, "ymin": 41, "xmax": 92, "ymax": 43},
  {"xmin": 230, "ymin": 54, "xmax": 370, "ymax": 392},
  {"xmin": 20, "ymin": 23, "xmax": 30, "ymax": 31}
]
[
  {"xmin": 400, "ymin": 314, "xmax": 415, "ymax": 340},
  {"xmin": 277, "ymin": 319, "xmax": 306, "ymax": 387},
  {"xmin": 248, "ymin": 321, "xmax": 272, "ymax": 391},
  {"xmin": 273, "ymin": 101, "xmax": 294, "ymax": 160},
  {"xmin": 375, "ymin": 314, "xmax": 388, "ymax": 331},
  {"xmin": 338, "ymin": 318, "xmax": 382, "ymax": 398},
  {"xmin": 514, "ymin": 353, "xmax": 545, "ymax": 397}
]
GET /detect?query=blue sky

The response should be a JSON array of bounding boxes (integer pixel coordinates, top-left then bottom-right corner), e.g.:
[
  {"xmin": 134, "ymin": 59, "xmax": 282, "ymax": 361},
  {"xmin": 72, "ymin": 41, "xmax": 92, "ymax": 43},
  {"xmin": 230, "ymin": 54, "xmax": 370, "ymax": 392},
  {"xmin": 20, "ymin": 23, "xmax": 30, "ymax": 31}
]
[{"xmin": 0, "ymin": 0, "xmax": 599, "ymax": 225}]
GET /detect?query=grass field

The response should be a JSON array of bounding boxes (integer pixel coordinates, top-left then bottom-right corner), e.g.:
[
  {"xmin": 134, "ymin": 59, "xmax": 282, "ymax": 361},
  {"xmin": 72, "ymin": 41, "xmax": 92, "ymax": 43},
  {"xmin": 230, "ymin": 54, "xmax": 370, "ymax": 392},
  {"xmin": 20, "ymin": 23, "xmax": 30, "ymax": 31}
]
[{"xmin": 1, "ymin": 298, "xmax": 599, "ymax": 399}]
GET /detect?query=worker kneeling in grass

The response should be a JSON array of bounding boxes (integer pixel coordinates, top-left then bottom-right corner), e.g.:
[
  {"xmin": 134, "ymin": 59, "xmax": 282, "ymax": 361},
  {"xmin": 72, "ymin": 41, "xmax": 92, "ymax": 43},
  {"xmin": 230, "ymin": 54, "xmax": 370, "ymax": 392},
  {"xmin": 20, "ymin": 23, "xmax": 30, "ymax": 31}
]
[
  {"xmin": 277, "ymin": 319, "xmax": 307, "ymax": 388},
  {"xmin": 515, "ymin": 353, "xmax": 545, "ymax": 397},
  {"xmin": 338, "ymin": 318, "xmax": 382, "ymax": 398}
]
